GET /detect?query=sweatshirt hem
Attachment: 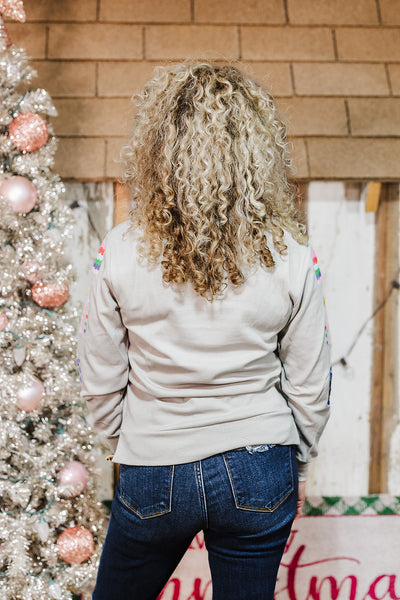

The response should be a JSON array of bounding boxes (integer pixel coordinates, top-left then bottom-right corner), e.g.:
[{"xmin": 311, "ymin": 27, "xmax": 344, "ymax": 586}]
[{"xmin": 112, "ymin": 412, "xmax": 301, "ymax": 466}]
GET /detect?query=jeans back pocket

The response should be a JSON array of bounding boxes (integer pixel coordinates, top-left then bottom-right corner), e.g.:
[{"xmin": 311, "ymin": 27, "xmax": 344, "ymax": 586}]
[
  {"xmin": 222, "ymin": 445, "xmax": 295, "ymax": 512},
  {"xmin": 118, "ymin": 464, "xmax": 174, "ymax": 519}
]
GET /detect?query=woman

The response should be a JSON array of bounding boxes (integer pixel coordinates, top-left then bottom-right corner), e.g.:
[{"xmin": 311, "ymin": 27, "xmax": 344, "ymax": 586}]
[{"xmin": 77, "ymin": 60, "xmax": 332, "ymax": 600}]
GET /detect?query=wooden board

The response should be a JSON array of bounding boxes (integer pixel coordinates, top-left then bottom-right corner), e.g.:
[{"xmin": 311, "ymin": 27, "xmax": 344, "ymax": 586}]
[{"xmin": 369, "ymin": 183, "xmax": 399, "ymax": 493}]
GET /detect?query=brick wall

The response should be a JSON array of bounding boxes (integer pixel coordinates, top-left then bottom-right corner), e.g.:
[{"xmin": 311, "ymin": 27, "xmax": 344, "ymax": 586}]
[{"xmin": 8, "ymin": 0, "xmax": 400, "ymax": 181}]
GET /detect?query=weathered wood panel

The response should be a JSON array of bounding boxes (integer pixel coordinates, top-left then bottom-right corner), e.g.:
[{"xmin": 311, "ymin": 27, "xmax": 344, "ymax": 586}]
[{"xmin": 307, "ymin": 182, "xmax": 375, "ymax": 494}]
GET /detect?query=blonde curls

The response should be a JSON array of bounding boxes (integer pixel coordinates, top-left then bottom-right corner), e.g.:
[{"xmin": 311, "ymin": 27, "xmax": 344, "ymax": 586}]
[{"xmin": 119, "ymin": 60, "xmax": 308, "ymax": 302}]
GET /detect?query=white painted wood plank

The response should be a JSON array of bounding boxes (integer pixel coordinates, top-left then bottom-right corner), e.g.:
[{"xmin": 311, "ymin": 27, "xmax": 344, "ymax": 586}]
[{"xmin": 307, "ymin": 182, "xmax": 375, "ymax": 495}]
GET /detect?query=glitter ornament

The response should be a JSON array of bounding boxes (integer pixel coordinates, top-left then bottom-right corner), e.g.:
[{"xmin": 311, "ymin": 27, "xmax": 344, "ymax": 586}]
[
  {"xmin": 58, "ymin": 460, "xmax": 89, "ymax": 497},
  {"xmin": 0, "ymin": 310, "xmax": 8, "ymax": 330},
  {"xmin": 9, "ymin": 111, "xmax": 48, "ymax": 152},
  {"xmin": 22, "ymin": 258, "xmax": 43, "ymax": 283},
  {"xmin": 0, "ymin": 0, "xmax": 25, "ymax": 50},
  {"xmin": 0, "ymin": 0, "xmax": 26, "ymax": 22},
  {"xmin": 56, "ymin": 526, "xmax": 94, "ymax": 565},
  {"xmin": 16, "ymin": 376, "xmax": 44, "ymax": 411},
  {"xmin": 0, "ymin": 16, "xmax": 10, "ymax": 48},
  {"xmin": 0, "ymin": 175, "xmax": 37, "ymax": 213},
  {"xmin": 31, "ymin": 280, "xmax": 69, "ymax": 308}
]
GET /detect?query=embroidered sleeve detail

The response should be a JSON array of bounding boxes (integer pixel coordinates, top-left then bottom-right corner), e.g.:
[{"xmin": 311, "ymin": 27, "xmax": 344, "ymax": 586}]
[
  {"xmin": 79, "ymin": 240, "xmax": 106, "ymax": 336},
  {"xmin": 312, "ymin": 248, "xmax": 332, "ymax": 347},
  {"xmin": 323, "ymin": 295, "xmax": 332, "ymax": 346},
  {"xmin": 312, "ymin": 249, "xmax": 322, "ymax": 281},
  {"xmin": 93, "ymin": 240, "xmax": 105, "ymax": 274},
  {"xmin": 79, "ymin": 286, "xmax": 90, "ymax": 335},
  {"xmin": 77, "ymin": 357, "xmax": 82, "ymax": 384}
]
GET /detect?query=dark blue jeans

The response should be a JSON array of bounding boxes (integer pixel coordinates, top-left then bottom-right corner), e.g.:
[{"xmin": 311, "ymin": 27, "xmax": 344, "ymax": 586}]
[{"xmin": 93, "ymin": 444, "xmax": 298, "ymax": 600}]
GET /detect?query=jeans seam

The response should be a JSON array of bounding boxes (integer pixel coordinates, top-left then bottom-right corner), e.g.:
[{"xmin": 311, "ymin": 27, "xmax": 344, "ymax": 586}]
[
  {"xmin": 195, "ymin": 461, "xmax": 208, "ymax": 529},
  {"xmin": 289, "ymin": 446, "xmax": 294, "ymax": 485}
]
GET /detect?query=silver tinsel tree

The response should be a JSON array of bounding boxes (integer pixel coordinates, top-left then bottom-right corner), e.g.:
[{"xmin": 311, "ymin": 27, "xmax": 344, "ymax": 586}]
[{"xmin": 0, "ymin": 4, "xmax": 105, "ymax": 599}]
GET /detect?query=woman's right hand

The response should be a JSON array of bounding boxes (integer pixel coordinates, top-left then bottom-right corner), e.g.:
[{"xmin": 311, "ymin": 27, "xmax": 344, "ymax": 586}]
[{"xmin": 294, "ymin": 480, "xmax": 306, "ymax": 520}]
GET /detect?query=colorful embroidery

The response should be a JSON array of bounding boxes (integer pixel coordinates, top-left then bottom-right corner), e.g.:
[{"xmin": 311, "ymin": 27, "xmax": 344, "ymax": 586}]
[
  {"xmin": 79, "ymin": 287, "xmax": 90, "ymax": 334},
  {"xmin": 312, "ymin": 249, "xmax": 321, "ymax": 281},
  {"xmin": 92, "ymin": 240, "xmax": 105, "ymax": 274},
  {"xmin": 313, "ymin": 249, "xmax": 332, "ymax": 346},
  {"xmin": 323, "ymin": 296, "xmax": 332, "ymax": 346},
  {"xmin": 77, "ymin": 357, "xmax": 82, "ymax": 384}
]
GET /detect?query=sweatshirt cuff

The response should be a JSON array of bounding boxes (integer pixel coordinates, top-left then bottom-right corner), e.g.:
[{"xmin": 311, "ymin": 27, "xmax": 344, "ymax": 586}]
[
  {"xmin": 105, "ymin": 435, "xmax": 119, "ymax": 453},
  {"xmin": 296, "ymin": 459, "xmax": 309, "ymax": 481}
]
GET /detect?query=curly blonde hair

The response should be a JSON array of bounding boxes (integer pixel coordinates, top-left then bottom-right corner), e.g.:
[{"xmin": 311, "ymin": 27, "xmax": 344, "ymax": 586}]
[{"xmin": 120, "ymin": 60, "xmax": 308, "ymax": 302}]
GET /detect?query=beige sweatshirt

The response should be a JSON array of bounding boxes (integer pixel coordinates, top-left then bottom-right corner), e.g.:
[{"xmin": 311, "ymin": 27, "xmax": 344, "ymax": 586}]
[{"xmin": 77, "ymin": 220, "xmax": 332, "ymax": 481}]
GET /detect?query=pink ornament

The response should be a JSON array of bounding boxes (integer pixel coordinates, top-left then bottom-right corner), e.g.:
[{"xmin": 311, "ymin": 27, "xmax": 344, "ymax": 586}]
[
  {"xmin": 16, "ymin": 377, "xmax": 44, "ymax": 412},
  {"xmin": 0, "ymin": 0, "xmax": 26, "ymax": 22},
  {"xmin": 9, "ymin": 112, "xmax": 48, "ymax": 152},
  {"xmin": 58, "ymin": 461, "xmax": 89, "ymax": 497},
  {"xmin": 57, "ymin": 526, "xmax": 94, "ymax": 565},
  {"xmin": 31, "ymin": 280, "xmax": 69, "ymax": 308},
  {"xmin": 22, "ymin": 259, "xmax": 43, "ymax": 283},
  {"xmin": 0, "ymin": 311, "xmax": 8, "ymax": 330},
  {"xmin": 0, "ymin": 176, "xmax": 37, "ymax": 214}
]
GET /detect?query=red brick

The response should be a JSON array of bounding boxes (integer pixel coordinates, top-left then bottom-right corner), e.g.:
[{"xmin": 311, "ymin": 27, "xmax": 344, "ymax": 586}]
[
  {"xmin": 308, "ymin": 137, "xmax": 400, "ymax": 178},
  {"xmin": 287, "ymin": 0, "xmax": 378, "ymax": 25},
  {"xmin": 388, "ymin": 64, "xmax": 400, "ymax": 95},
  {"xmin": 194, "ymin": 0, "xmax": 286, "ymax": 24},
  {"xmin": 54, "ymin": 138, "xmax": 106, "ymax": 179},
  {"xmin": 7, "ymin": 24, "xmax": 46, "ymax": 59},
  {"xmin": 293, "ymin": 63, "xmax": 389, "ymax": 96},
  {"xmin": 53, "ymin": 99, "xmax": 131, "ymax": 137},
  {"xmin": 146, "ymin": 25, "xmax": 239, "ymax": 60},
  {"xmin": 31, "ymin": 61, "xmax": 96, "ymax": 97},
  {"xmin": 241, "ymin": 26, "xmax": 334, "ymax": 60},
  {"xmin": 24, "ymin": 0, "xmax": 97, "ymax": 21},
  {"xmin": 336, "ymin": 27, "xmax": 400, "ymax": 61},
  {"xmin": 379, "ymin": 0, "xmax": 400, "ymax": 25},
  {"xmin": 239, "ymin": 62, "xmax": 293, "ymax": 96},
  {"xmin": 279, "ymin": 98, "xmax": 348, "ymax": 136},
  {"xmin": 48, "ymin": 24, "xmax": 142, "ymax": 59},
  {"xmin": 348, "ymin": 99, "xmax": 400, "ymax": 135},
  {"xmin": 99, "ymin": 0, "xmax": 191, "ymax": 22}
]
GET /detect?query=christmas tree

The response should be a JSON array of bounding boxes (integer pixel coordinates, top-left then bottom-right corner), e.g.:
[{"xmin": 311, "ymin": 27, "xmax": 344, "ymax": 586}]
[{"xmin": 0, "ymin": 2, "xmax": 105, "ymax": 599}]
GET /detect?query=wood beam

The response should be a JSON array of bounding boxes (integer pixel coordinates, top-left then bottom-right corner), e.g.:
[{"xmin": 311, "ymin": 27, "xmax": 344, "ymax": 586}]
[
  {"xmin": 369, "ymin": 183, "xmax": 399, "ymax": 493},
  {"xmin": 365, "ymin": 182, "xmax": 382, "ymax": 213}
]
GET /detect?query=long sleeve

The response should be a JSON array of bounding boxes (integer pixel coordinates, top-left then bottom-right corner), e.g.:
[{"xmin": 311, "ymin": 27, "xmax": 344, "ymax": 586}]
[
  {"xmin": 277, "ymin": 245, "xmax": 332, "ymax": 481},
  {"xmin": 77, "ymin": 235, "xmax": 130, "ymax": 452}
]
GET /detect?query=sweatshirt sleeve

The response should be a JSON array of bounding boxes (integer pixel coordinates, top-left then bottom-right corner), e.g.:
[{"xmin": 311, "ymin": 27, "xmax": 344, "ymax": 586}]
[
  {"xmin": 77, "ymin": 234, "xmax": 129, "ymax": 452},
  {"xmin": 277, "ymin": 244, "xmax": 332, "ymax": 481}
]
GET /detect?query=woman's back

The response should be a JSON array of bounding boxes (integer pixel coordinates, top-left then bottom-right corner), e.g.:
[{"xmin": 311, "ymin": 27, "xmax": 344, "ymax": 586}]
[{"xmin": 78, "ymin": 218, "xmax": 329, "ymax": 470}]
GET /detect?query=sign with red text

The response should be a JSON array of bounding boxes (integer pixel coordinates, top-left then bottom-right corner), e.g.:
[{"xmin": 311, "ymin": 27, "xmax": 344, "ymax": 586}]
[{"xmin": 157, "ymin": 496, "xmax": 400, "ymax": 600}]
